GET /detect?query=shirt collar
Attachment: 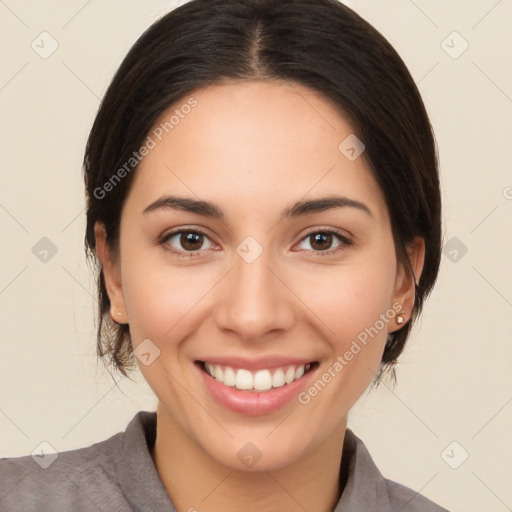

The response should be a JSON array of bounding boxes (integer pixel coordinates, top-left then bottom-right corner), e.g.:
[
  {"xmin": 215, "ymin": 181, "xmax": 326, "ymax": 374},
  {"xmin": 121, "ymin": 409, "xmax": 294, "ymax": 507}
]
[
  {"xmin": 334, "ymin": 428, "xmax": 392, "ymax": 511},
  {"xmin": 117, "ymin": 411, "xmax": 391, "ymax": 512},
  {"xmin": 117, "ymin": 411, "xmax": 176, "ymax": 512}
]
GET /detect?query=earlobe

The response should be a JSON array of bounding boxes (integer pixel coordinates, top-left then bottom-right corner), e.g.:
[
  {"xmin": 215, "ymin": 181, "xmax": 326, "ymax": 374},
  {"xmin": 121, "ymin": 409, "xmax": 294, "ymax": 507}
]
[
  {"xmin": 94, "ymin": 222, "xmax": 127, "ymax": 324},
  {"xmin": 391, "ymin": 237, "xmax": 425, "ymax": 331}
]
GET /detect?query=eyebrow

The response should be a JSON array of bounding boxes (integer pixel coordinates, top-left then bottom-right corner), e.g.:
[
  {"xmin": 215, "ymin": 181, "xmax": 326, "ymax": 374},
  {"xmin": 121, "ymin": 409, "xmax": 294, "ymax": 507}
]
[{"xmin": 142, "ymin": 194, "xmax": 373, "ymax": 220}]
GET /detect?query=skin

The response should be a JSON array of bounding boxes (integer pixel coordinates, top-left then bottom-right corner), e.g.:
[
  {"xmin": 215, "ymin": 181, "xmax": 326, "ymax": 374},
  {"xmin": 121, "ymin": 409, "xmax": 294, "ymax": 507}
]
[{"xmin": 95, "ymin": 80, "xmax": 424, "ymax": 512}]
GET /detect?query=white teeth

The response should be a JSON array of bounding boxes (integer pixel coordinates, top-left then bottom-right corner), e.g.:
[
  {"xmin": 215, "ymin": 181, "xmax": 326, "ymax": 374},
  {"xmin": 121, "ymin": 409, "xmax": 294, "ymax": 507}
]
[
  {"xmin": 203, "ymin": 362, "xmax": 313, "ymax": 391},
  {"xmin": 235, "ymin": 369, "xmax": 253, "ymax": 390},
  {"xmin": 223, "ymin": 367, "xmax": 236, "ymax": 387},
  {"xmin": 214, "ymin": 365, "xmax": 223, "ymax": 382},
  {"xmin": 272, "ymin": 368, "xmax": 286, "ymax": 388},
  {"xmin": 285, "ymin": 366, "xmax": 295, "ymax": 384},
  {"xmin": 253, "ymin": 370, "xmax": 272, "ymax": 391}
]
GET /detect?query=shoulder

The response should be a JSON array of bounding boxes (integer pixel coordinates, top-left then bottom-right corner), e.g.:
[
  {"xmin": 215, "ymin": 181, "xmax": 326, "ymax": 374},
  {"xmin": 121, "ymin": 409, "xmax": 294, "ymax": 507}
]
[
  {"xmin": 383, "ymin": 478, "xmax": 450, "ymax": 511},
  {"xmin": 0, "ymin": 413, "xmax": 145, "ymax": 512},
  {"xmin": 340, "ymin": 429, "xmax": 450, "ymax": 511}
]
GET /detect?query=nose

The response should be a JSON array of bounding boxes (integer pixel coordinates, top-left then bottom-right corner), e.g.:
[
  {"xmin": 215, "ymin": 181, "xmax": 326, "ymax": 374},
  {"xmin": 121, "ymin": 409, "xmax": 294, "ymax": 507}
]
[{"xmin": 213, "ymin": 250, "xmax": 295, "ymax": 342}]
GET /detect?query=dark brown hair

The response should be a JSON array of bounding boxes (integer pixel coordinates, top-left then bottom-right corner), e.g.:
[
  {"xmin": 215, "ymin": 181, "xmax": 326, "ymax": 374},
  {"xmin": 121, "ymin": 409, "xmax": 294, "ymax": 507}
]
[{"xmin": 83, "ymin": 0, "xmax": 441, "ymax": 384}]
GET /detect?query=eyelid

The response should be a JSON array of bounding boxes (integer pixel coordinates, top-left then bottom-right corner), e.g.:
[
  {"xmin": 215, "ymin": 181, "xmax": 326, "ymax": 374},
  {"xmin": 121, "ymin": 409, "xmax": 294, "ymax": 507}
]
[
  {"xmin": 158, "ymin": 227, "xmax": 218, "ymax": 257},
  {"xmin": 294, "ymin": 227, "xmax": 353, "ymax": 255},
  {"xmin": 299, "ymin": 226, "xmax": 352, "ymax": 241}
]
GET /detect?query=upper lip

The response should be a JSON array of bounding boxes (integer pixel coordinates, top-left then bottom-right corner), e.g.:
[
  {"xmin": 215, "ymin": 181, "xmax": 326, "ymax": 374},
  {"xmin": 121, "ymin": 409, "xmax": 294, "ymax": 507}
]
[{"xmin": 196, "ymin": 356, "xmax": 317, "ymax": 372}]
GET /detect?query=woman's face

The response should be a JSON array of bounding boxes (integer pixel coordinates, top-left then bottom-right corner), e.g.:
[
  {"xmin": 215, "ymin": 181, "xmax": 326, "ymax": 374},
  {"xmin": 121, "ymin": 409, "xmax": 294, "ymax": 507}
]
[{"xmin": 97, "ymin": 80, "xmax": 423, "ymax": 471}]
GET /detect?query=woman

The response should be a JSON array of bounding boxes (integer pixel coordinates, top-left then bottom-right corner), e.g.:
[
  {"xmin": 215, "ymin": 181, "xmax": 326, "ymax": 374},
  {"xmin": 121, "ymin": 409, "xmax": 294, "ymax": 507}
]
[{"xmin": 0, "ymin": 0, "xmax": 448, "ymax": 510}]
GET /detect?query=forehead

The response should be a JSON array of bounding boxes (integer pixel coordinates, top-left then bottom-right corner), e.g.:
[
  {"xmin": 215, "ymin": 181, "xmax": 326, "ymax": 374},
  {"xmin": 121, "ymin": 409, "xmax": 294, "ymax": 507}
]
[{"xmin": 125, "ymin": 80, "xmax": 389, "ymax": 225}]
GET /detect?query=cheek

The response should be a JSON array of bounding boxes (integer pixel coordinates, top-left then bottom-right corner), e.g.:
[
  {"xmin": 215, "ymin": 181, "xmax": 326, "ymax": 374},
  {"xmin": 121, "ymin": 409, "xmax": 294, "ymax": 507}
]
[
  {"xmin": 292, "ymin": 255, "xmax": 397, "ymax": 421},
  {"xmin": 119, "ymin": 245, "xmax": 222, "ymax": 348},
  {"xmin": 123, "ymin": 269, "xmax": 194, "ymax": 338},
  {"xmin": 293, "ymin": 252, "xmax": 397, "ymax": 346}
]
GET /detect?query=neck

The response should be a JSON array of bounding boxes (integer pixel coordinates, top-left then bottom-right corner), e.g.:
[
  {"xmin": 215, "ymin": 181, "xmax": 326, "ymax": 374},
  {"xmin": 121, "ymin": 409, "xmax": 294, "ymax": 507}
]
[{"xmin": 151, "ymin": 403, "xmax": 347, "ymax": 512}]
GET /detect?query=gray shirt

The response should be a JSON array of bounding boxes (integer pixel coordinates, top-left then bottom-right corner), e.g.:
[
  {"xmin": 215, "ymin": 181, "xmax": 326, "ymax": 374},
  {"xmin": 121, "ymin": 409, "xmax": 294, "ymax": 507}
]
[{"xmin": 0, "ymin": 411, "xmax": 449, "ymax": 511}]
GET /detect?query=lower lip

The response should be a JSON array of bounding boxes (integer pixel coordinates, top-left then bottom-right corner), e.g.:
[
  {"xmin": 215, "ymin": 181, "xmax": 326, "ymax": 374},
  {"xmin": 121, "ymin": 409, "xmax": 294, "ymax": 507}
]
[{"xmin": 195, "ymin": 362, "xmax": 317, "ymax": 416}]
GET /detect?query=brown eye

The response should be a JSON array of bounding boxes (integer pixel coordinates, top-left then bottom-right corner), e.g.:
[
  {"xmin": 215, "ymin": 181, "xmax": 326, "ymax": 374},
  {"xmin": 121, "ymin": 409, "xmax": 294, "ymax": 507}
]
[
  {"xmin": 180, "ymin": 232, "xmax": 204, "ymax": 251},
  {"xmin": 309, "ymin": 232, "xmax": 334, "ymax": 251},
  {"xmin": 161, "ymin": 230, "xmax": 214, "ymax": 253},
  {"xmin": 297, "ymin": 230, "xmax": 350, "ymax": 254}
]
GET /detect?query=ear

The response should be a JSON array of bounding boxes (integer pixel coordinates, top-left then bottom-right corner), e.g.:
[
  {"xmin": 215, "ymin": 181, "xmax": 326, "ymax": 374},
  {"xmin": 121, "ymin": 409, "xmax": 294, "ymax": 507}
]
[
  {"xmin": 94, "ymin": 222, "xmax": 127, "ymax": 324},
  {"xmin": 390, "ymin": 236, "xmax": 425, "ymax": 332}
]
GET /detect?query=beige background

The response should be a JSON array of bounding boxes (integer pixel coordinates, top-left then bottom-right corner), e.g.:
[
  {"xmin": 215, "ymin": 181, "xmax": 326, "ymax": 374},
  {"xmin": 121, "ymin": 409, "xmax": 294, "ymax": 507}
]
[{"xmin": 1, "ymin": 1, "xmax": 511, "ymax": 511}]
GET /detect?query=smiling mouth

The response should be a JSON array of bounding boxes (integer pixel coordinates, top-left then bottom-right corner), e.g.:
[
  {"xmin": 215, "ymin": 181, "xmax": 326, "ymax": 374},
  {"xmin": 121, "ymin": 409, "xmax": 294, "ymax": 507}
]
[{"xmin": 196, "ymin": 360, "xmax": 319, "ymax": 392}]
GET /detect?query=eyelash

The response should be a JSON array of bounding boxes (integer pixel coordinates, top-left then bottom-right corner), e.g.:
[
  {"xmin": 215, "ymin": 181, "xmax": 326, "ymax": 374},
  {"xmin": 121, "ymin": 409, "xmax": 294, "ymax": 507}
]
[{"xmin": 158, "ymin": 228, "xmax": 352, "ymax": 259}]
